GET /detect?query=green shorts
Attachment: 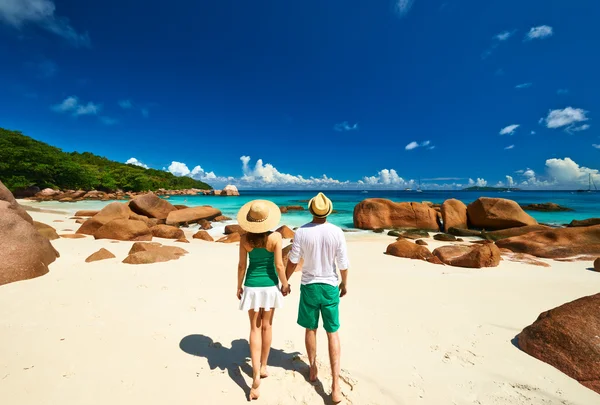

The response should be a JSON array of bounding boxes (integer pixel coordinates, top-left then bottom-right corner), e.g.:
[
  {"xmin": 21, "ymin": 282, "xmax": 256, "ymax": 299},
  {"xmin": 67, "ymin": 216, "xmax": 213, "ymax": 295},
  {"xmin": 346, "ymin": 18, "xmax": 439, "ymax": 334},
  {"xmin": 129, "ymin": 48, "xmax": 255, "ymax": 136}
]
[{"xmin": 298, "ymin": 283, "xmax": 340, "ymax": 333}]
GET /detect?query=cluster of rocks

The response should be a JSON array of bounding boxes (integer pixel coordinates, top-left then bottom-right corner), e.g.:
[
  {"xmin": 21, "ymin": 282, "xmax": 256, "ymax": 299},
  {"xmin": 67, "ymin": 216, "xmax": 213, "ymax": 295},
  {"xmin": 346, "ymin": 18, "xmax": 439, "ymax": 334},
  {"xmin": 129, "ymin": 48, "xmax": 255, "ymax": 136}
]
[
  {"xmin": 0, "ymin": 181, "xmax": 59, "ymax": 286},
  {"xmin": 354, "ymin": 197, "xmax": 600, "ymax": 269},
  {"xmin": 21, "ymin": 185, "xmax": 240, "ymax": 202}
]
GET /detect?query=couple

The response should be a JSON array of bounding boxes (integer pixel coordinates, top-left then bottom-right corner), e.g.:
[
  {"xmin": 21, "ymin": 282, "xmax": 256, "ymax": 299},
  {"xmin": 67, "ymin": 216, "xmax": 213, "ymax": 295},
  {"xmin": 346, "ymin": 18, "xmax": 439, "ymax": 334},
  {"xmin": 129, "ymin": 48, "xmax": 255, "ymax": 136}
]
[{"xmin": 236, "ymin": 192, "xmax": 349, "ymax": 402}]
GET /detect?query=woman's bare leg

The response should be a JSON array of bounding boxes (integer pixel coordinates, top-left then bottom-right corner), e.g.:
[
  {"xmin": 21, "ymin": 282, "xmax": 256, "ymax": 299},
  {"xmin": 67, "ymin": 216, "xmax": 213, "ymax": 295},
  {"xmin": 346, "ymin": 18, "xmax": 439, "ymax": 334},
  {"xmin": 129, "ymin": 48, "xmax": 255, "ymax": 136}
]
[
  {"xmin": 260, "ymin": 309, "xmax": 275, "ymax": 378},
  {"xmin": 248, "ymin": 309, "xmax": 262, "ymax": 400}
]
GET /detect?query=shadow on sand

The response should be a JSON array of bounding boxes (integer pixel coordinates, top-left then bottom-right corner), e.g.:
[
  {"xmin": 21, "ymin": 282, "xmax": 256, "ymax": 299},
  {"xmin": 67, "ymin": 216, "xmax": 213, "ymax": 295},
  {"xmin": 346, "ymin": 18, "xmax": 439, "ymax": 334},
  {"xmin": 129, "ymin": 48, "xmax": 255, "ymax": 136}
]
[{"xmin": 180, "ymin": 334, "xmax": 331, "ymax": 403}]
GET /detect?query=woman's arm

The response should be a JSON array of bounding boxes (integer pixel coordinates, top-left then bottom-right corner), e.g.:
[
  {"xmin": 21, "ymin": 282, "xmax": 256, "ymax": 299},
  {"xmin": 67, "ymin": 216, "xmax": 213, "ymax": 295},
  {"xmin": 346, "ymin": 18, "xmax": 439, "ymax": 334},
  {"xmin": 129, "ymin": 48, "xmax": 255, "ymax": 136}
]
[
  {"xmin": 272, "ymin": 233, "xmax": 290, "ymax": 295},
  {"xmin": 237, "ymin": 235, "xmax": 248, "ymax": 300}
]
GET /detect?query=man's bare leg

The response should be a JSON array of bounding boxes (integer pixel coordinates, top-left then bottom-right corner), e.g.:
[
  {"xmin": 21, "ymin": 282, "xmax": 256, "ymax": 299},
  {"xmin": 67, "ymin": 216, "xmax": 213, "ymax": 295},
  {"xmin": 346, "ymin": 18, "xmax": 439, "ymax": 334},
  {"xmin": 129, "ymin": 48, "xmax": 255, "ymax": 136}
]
[
  {"xmin": 260, "ymin": 309, "xmax": 274, "ymax": 378},
  {"xmin": 248, "ymin": 310, "xmax": 262, "ymax": 400},
  {"xmin": 305, "ymin": 329, "xmax": 318, "ymax": 381},
  {"xmin": 327, "ymin": 331, "xmax": 342, "ymax": 403}
]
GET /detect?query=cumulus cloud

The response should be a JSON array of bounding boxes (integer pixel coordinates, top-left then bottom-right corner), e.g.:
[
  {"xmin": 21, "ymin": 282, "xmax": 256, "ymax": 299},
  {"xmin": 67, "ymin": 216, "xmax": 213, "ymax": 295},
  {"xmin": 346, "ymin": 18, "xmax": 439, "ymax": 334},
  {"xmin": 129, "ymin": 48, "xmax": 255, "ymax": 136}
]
[
  {"xmin": 468, "ymin": 178, "xmax": 488, "ymax": 187},
  {"xmin": 499, "ymin": 124, "xmax": 519, "ymax": 135},
  {"xmin": 362, "ymin": 169, "xmax": 409, "ymax": 186},
  {"xmin": 168, "ymin": 161, "xmax": 191, "ymax": 177},
  {"xmin": 52, "ymin": 96, "xmax": 100, "ymax": 116},
  {"xmin": 395, "ymin": 0, "xmax": 415, "ymax": 17},
  {"xmin": 504, "ymin": 145, "xmax": 515, "ymax": 150},
  {"xmin": 126, "ymin": 158, "xmax": 149, "ymax": 169},
  {"xmin": 334, "ymin": 121, "xmax": 359, "ymax": 132},
  {"xmin": 0, "ymin": 0, "xmax": 90, "ymax": 47},
  {"xmin": 543, "ymin": 107, "xmax": 589, "ymax": 131},
  {"xmin": 405, "ymin": 141, "xmax": 419, "ymax": 150},
  {"xmin": 515, "ymin": 82, "xmax": 532, "ymax": 89},
  {"xmin": 514, "ymin": 158, "xmax": 599, "ymax": 189},
  {"xmin": 506, "ymin": 175, "xmax": 514, "ymax": 187},
  {"xmin": 525, "ymin": 25, "xmax": 553, "ymax": 41},
  {"xmin": 239, "ymin": 156, "xmax": 347, "ymax": 187},
  {"xmin": 166, "ymin": 161, "xmax": 231, "ymax": 183}
]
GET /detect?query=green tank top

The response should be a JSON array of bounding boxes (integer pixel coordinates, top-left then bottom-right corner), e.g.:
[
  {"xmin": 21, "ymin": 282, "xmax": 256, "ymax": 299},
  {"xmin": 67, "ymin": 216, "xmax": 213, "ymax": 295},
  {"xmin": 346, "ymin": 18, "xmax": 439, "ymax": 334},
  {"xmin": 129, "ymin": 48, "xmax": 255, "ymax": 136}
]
[{"xmin": 244, "ymin": 248, "xmax": 278, "ymax": 287}]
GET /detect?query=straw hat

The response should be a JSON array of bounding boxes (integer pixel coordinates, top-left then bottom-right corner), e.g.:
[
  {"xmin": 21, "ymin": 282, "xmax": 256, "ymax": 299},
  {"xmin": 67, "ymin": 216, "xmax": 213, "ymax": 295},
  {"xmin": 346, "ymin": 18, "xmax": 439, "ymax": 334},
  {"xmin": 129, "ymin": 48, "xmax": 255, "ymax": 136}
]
[
  {"xmin": 237, "ymin": 200, "xmax": 281, "ymax": 233},
  {"xmin": 308, "ymin": 192, "xmax": 333, "ymax": 218}
]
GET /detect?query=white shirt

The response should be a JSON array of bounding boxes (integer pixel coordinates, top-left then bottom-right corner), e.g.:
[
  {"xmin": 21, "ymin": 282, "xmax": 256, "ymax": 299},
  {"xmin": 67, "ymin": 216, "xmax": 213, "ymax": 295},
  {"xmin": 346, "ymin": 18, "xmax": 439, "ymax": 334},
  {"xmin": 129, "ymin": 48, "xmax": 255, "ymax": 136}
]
[{"xmin": 288, "ymin": 222, "xmax": 349, "ymax": 286}]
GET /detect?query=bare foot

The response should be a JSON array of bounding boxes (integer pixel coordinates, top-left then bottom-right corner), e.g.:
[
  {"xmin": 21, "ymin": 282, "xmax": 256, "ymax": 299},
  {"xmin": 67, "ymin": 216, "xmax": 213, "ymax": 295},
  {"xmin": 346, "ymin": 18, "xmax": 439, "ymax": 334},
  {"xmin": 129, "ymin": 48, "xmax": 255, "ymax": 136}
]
[
  {"xmin": 260, "ymin": 365, "xmax": 269, "ymax": 379},
  {"xmin": 332, "ymin": 385, "xmax": 343, "ymax": 403},
  {"xmin": 249, "ymin": 380, "xmax": 261, "ymax": 400},
  {"xmin": 309, "ymin": 364, "xmax": 318, "ymax": 382}
]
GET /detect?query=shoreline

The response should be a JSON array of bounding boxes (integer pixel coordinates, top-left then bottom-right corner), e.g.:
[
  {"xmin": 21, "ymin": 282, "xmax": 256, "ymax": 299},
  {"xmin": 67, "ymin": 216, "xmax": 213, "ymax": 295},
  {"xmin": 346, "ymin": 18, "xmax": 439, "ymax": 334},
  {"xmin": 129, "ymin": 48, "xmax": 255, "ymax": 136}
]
[{"xmin": 0, "ymin": 208, "xmax": 598, "ymax": 404}]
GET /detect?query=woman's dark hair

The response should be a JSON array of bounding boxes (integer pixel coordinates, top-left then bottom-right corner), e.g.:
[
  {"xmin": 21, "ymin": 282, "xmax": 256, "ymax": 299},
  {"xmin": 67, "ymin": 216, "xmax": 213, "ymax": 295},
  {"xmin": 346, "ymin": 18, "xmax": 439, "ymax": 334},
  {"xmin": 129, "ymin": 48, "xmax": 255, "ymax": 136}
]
[{"xmin": 246, "ymin": 231, "xmax": 269, "ymax": 248}]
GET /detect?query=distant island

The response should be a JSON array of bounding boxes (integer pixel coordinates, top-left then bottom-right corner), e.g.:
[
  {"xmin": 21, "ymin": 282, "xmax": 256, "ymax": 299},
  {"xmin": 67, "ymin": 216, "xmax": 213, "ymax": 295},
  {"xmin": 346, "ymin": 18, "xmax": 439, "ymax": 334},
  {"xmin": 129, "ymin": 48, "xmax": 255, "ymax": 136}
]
[
  {"xmin": 462, "ymin": 186, "xmax": 521, "ymax": 192},
  {"xmin": 0, "ymin": 128, "xmax": 212, "ymax": 193}
]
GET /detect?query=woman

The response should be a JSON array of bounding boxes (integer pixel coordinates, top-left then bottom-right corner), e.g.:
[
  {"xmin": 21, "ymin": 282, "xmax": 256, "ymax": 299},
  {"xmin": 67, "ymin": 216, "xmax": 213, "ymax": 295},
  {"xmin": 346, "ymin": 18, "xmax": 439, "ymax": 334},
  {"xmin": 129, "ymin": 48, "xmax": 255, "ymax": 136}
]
[{"xmin": 236, "ymin": 200, "xmax": 290, "ymax": 400}]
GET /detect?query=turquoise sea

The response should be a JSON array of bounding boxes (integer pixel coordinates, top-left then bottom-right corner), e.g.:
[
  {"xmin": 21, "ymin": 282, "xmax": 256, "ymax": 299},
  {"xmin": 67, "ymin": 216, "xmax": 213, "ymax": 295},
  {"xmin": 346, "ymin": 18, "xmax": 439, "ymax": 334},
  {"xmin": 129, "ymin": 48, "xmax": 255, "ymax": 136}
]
[{"xmin": 30, "ymin": 190, "xmax": 600, "ymax": 229}]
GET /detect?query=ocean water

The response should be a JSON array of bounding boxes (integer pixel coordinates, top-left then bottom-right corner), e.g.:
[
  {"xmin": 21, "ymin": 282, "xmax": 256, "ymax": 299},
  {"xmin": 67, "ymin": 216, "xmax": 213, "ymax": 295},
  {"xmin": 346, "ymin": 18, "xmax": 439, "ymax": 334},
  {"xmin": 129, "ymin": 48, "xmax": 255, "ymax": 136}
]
[{"xmin": 27, "ymin": 190, "xmax": 600, "ymax": 229}]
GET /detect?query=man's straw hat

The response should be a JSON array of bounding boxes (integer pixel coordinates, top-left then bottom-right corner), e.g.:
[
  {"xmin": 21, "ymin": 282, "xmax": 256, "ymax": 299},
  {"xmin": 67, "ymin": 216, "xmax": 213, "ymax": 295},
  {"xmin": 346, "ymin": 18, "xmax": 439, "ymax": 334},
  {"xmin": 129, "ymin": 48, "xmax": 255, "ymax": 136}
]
[
  {"xmin": 237, "ymin": 200, "xmax": 281, "ymax": 233},
  {"xmin": 308, "ymin": 192, "xmax": 333, "ymax": 218}
]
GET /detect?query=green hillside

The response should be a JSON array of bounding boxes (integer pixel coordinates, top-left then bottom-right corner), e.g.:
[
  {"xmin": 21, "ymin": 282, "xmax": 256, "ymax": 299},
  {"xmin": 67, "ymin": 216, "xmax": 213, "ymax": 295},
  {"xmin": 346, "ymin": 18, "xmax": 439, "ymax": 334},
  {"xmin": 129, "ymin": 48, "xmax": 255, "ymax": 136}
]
[{"xmin": 0, "ymin": 128, "xmax": 212, "ymax": 192}]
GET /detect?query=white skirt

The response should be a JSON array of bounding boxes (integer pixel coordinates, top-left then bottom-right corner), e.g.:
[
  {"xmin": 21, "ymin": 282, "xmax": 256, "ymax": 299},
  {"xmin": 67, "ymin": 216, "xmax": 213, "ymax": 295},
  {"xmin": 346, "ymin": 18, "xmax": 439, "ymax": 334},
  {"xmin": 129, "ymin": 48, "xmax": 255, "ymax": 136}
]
[{"xmin": 239, "ymin": 286, "xmax": 284, "ymax": 312}]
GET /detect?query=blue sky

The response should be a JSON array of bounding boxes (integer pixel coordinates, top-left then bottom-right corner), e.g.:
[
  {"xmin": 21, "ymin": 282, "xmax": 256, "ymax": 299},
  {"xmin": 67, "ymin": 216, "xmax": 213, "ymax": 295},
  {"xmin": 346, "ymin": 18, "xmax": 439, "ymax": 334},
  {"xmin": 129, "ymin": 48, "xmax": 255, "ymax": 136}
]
[{"xmin": 1, "ymin": 0, "xmax": 599, "ymax": 189}]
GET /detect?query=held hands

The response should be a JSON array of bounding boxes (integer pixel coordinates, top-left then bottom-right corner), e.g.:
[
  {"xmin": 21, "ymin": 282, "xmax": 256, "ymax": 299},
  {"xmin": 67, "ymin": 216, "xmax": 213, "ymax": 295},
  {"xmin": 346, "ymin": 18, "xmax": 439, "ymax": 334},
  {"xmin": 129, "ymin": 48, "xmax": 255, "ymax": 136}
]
[
  {"xmin": 281, "ymin": 283, "xmax": 291, "ymax": 296},
  {"xmin": 339, "ymin": 282, "xmax": 347, "ymax": 298},
  {"xmin": 237, "ymin": 286, "xmax": 243, "ymax": 300}
]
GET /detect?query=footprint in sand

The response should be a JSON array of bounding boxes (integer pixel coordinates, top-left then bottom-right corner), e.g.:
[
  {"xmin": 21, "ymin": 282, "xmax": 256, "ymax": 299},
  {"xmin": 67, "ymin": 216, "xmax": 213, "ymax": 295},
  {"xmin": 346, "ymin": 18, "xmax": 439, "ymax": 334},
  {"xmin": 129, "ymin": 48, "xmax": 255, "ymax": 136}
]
[{"xmin": 442, "ymin": 345, "xmax": 478, "ymax": 367}]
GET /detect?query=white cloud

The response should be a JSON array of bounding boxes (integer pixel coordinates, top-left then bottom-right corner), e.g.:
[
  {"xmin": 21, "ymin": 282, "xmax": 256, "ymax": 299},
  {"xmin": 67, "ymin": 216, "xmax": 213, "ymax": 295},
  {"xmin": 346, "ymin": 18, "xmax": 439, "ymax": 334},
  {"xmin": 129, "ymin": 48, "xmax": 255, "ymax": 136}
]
[
  {"xmin": 363, "ymin": 169, "xmax": 407, "ymax": 186},
  {"xmin": 495, "ymin": 31, "xmax": 515, "ymax": 41},
  {"xmin": 421, "ymin": 140, "xmax": 430, "ymax": 147},
  {"xmin": 567, "ymin": 124, "xmax": 590, "ymax": 133},
  {"xmin": 239, "ymin": 156, "xmax": 348, "ymax": 187},
  {"xmin": 126, "ymin": 158, "xmax": 149, "ymax": 169},
  {"xmin": 395, "ymin": 0, "xmax": 415, "ymax": 17},
  {"xmin": 168, "ymin": 161, "xmax": 191, "ymax": 177},
  {"xmin": 499, "ymin": 124, "xmax": 519, "ymax": 135},
  {"xmin": 0, "ymin": 0, "xmax": 90, "ymax": 47},
  {"xmin": 543, "ymin": 107, "xmax": 589, "ymax": 130},
  {"xmin": 334, "ymin": 121, "xmax": 358, "ymax": 132},
  {"xmin": 118, "ymin": 100, "xmax": 133, "ymax": 109},
  {"xmin": 468, "ymin": 178, "xmax": 488, "ymax": 187},
  {"xmin": 51, "ymin": 96, "xmax": 101, "ymax": 116},
  {"xmin": 506, "ymin": 175, "xmax": 514, "ymax": 187},
  {"xmin": 405, "ymin": 141, "xmax": 419, "ymax": 150},
  {"xmin": 525, "ymin": 25, "xmax": 553, "ymax": 41},
  {"xmin": 515, "ymin": 82, "xmax": 532, "ymax": 89},
  {"xmin": 100, "ymin": 116, "xmax": 118, "ymax": 126},
  {"xmin": 504, "ymin": 145, "xmax": 515, "ymax": 150},
  {"xmin": 593, "ymin": 144, "xmax": 600, "ymax": 149},
  {"xmin": 545, "ymin": 157, "xmax": 598, "ymax": 186}
]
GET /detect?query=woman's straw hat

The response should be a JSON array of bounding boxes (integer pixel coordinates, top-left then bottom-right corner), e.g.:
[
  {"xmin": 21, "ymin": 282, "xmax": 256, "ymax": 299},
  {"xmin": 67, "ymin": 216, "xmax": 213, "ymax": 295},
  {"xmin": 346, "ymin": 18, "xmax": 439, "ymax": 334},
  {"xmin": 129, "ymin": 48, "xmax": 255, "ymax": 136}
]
[
  {"xmin": 237, "ymin": 200, "xmax": 282, "ymax": 233},
  {"xmin": 308, "ymin": 192, "xmax": 333, "ymax": 218}
]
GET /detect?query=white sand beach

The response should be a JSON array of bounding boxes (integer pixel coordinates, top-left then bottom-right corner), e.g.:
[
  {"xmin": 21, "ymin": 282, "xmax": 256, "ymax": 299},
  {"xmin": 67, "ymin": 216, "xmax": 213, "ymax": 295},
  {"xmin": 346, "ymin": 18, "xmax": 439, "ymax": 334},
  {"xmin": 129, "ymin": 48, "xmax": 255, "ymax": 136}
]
[{"xmin": 1, "ymin": 210, "xmax": 599, "ymax": 405}]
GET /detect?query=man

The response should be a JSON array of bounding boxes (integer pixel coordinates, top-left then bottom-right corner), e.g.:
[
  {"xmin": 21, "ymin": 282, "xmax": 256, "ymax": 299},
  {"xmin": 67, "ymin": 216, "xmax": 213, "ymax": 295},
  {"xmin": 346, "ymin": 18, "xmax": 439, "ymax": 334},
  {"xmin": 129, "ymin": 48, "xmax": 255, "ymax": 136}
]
[{"xmin": 285, "ymin": 192, "xmax": 349, "ymax": 403}]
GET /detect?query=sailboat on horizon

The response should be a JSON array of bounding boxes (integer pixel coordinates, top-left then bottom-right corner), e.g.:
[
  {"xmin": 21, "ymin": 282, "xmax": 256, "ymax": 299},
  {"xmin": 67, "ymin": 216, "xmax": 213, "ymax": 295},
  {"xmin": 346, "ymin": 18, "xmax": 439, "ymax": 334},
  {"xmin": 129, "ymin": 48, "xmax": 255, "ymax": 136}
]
[
  {"xmin": 576, "ymin": 173, "xmax": 597, "ymax": 193},
  {"xmin": 416, "ymin": 178, "xmax": 423, "ymax": 193}
]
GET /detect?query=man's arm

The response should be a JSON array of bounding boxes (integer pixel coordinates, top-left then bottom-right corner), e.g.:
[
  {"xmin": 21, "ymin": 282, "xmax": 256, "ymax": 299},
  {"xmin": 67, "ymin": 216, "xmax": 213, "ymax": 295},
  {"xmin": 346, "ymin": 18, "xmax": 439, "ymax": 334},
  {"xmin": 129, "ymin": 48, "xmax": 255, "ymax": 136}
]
[
  {"xmin": 336, "ymin": 231, "xmax": 350, "ymax": 297},
  {"xmin": 285, "ymin": 232, "xmax": 302, "ymax": 281}
]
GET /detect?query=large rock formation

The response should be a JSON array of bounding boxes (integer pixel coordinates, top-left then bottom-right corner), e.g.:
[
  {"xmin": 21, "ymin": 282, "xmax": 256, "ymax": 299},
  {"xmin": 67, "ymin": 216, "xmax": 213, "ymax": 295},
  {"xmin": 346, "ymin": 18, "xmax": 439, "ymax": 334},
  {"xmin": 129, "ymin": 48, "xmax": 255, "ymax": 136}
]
[
  {"xmin": 568, "ymin": 218, "xmax": 600, "ymax": 228},
  {"xmin": 220, "ymin": 185, "xmax": 240, "ymax": 196},
  {"xmin": 520, "ymin": 203, "xmax": 573, "ymax": 212},
  {"xmin": 165, "ymin": 206, "xmax": 222, "ymax": 226},
  {"xmin": 496, "ymin": 225, "xmax": 600, "ymax": 259},
  {"xmin": 85, "ymin": 248, "xmax": 116, "ymax": 263},
  {"xmin": 518, "ymin": 294, "xmax": 600, "ymax": 394},
  {"xmin": 76, "ymin": 202, "xmax": 131, "ymax": 235},
  {"xmin": 483, "ymin": 225, "xmax": 552, "ymax": 241},
  {"xmin": 94, "ymin": 219, "xmax": 153, "ymax": 241},
  {"xmin": 354, "ymin": 199, "xmax": 440, "ymax": 231},
  {"xmin": 0, "ymin": 201, "xmax": 59, "ymax": 286},
  {"xmin": 150, "ymin": 225, "xmax": 185, "ymax": 239},
  {"xmin": 385, "ymin": 239, "xmax": 436, "ymax": 262},
  {"xmin": 34, "ymin": 221, "xmax": 60, "ymax": 240},
  {"xmin": 129, "ymin": 192, "xmax": 177, "ymax": 219},
  {"xmin": 441, "ymin": 199, "xmax": 468, "ymax": 232},
  {"xmin": 0, "ymin": 181, "xmax": 33, "ymax": 224},
  {"xmin": 467, "ymin": 197, "xmax": 537, "ymax": 230},
  {"xmin": 74, "ymin": 210, "xmax": 100, "ymax": 217},
  {"xmin": 433, "ymin": 243, "xmax": 501, "ymax": 268},
  {"xmin": 276, "ymin": 225, "xmax": 295, "ymax": 239},
  {"xmin": 123, "ymin": 242, "xmax": 188, "ymax": 264}
]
